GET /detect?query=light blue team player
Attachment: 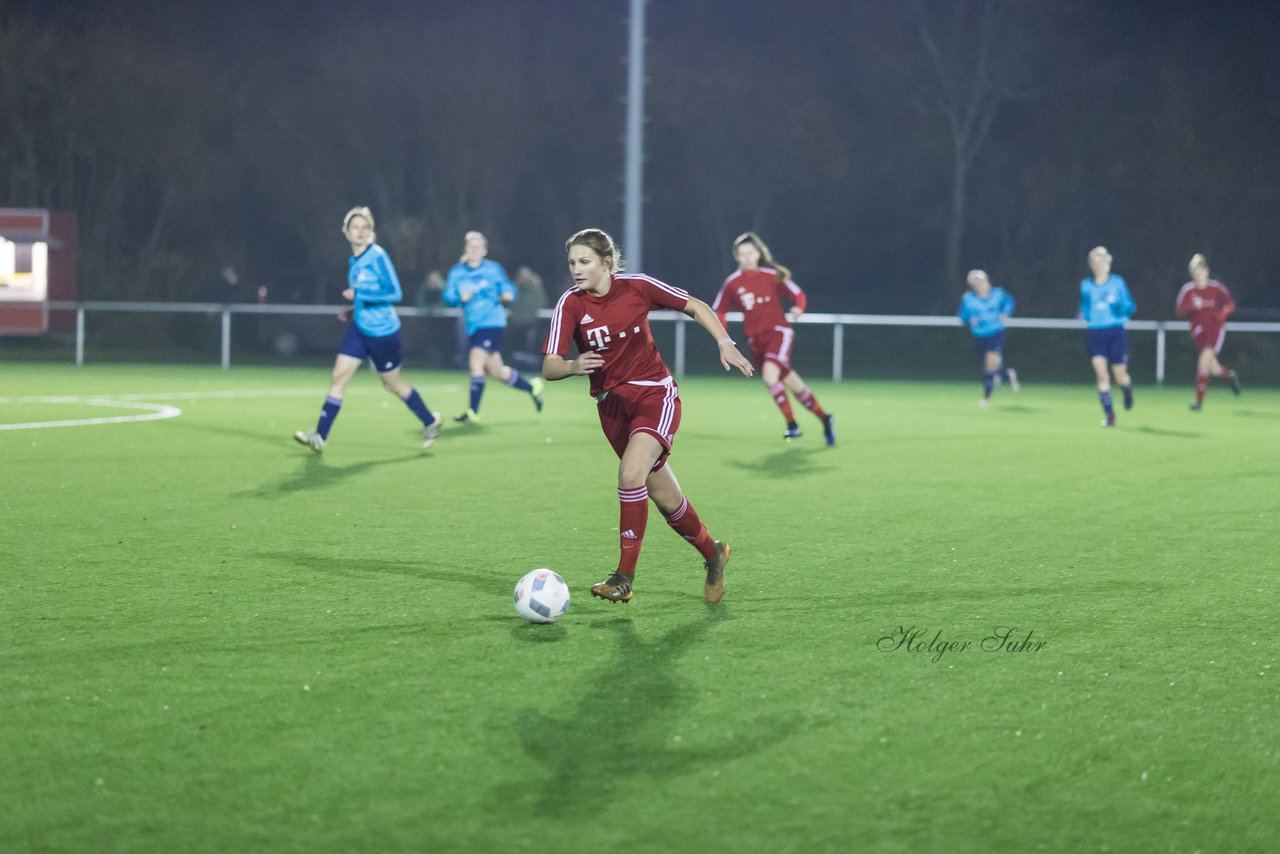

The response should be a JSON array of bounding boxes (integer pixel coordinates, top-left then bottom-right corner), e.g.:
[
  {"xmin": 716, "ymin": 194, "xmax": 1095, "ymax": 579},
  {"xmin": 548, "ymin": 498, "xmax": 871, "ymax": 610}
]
[
  {"xmin": 957, "ymin": 269, "xmax": 1020, "ymax": 407},
  {"xmin": 443, "ymin": 230, "xmax": 544, "ymax": 422},
  {"xmin": 1080, "ymin": 245, "xmax": 1136, "ymax": 427},
  {"xmin": 294, "ymin": 206, "xmax": 441, "ymax": 451}
]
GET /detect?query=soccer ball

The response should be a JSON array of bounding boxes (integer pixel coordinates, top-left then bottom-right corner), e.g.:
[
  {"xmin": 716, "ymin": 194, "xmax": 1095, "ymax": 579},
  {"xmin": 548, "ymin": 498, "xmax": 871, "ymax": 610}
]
[{"xmin": 513, "ymin": 569, "xmax": 570, "ymax": 624}]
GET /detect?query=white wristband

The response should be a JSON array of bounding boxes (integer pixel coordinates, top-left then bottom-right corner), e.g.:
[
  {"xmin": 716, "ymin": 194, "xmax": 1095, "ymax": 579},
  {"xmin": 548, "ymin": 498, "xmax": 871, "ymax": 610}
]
[{"xmin": 716, "ymin": 337, "xmax": 735, "ymax": 347}]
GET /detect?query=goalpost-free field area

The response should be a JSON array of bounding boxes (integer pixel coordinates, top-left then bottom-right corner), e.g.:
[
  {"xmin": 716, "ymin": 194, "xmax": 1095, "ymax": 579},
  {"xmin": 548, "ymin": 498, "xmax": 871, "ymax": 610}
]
[{"xmin": 2, "ymin": 363, "xmax": 1277, "ymax": 852}]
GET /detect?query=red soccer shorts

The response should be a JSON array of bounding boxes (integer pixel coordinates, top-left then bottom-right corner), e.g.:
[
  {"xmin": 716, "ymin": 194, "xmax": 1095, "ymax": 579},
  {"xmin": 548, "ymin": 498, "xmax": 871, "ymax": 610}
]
[
  {"xmin": 749, "ymin": 326, "xmax": 795, "ymax": 378},
  {"xmin": 595, "ymin": 378, "xmax": 681, "ymax": 472},
  {"xmin": 1191, "ymin": 323, "xmax": 1225, "ymax": 354}
]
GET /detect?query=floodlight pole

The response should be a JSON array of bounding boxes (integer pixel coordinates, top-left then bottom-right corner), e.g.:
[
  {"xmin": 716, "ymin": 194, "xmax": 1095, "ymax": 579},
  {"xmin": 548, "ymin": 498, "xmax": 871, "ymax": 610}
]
[{"xmin": 624, "ymin": 0, "xmax": 646, "ymax": 272}]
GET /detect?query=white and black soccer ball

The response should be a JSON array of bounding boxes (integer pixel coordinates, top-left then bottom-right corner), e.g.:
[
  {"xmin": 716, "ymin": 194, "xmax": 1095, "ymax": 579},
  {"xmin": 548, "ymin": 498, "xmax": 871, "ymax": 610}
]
[{"xmin": 513, "ymin": 569, "xmax": 570, "ymax": 624}]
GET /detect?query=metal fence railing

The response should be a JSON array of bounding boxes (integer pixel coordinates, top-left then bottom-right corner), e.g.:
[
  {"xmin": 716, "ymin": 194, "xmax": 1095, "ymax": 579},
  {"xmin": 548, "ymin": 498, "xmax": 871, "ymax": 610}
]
[{"xmin": 29, "ymin": 301, "xmax": 1280, "ymax": 386}]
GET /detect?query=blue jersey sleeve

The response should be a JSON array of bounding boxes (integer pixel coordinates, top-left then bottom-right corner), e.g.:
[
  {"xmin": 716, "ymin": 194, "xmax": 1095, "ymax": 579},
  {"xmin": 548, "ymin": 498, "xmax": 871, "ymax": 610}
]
[
  {"xmin": 495, "ymin": 263, "xmax": 517, "ymax": 304},
  {"xmin": 362, "ymin": 251, "xmax": 402, "ymax": 303},
  {"xmin": 442, "ymin": 266, "xmax": 466, "ymax": 307},
  {"xmin": 1115, "ymin": 280, "xmax": 1136, "ymax": 319},
  {"xmin": 1079, "ymin": 283, "xmax": 1090, "ymax": 320}
]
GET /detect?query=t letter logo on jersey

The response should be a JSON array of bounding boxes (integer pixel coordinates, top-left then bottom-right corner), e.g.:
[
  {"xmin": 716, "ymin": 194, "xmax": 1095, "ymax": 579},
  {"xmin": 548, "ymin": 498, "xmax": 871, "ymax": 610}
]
[{"xmin": 584, "ymin": 324, "xmax": 612, "ymax": 350}]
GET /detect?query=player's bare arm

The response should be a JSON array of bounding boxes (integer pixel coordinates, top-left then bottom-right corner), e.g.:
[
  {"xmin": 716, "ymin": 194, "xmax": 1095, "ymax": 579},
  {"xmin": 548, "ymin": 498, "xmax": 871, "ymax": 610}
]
[
  {"xmin": 542, "ymin": 351, "xmax": 604, "ymax": 381},
  {"xmin": 683, "ymin": 297, "xmax": 754, "ymax": 377}
]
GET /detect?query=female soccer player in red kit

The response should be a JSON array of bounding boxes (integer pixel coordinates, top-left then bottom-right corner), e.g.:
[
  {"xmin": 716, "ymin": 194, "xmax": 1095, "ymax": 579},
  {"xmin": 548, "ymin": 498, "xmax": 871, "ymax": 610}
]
[
  {"xmin": 712, "ymin": 232, "xmax": 835, "ymax": 444},
  {"xmin": 1175, "ymin": 253, "xmax": 1241, "ymax": 410},
  {"xmin": 543, "ymin": 229, "xmax": 754, "ymax": 605}
]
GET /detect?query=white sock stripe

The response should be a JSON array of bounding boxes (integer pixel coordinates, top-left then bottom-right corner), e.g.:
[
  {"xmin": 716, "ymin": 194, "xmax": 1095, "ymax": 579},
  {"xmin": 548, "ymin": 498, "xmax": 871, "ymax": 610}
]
[
  {"xmin": 664, "ymin": 497, "xmax": 689, "ymax": 521},
  {"xmin": 618, "ymin": 487, "xmax": 649, "ymax": 502}
]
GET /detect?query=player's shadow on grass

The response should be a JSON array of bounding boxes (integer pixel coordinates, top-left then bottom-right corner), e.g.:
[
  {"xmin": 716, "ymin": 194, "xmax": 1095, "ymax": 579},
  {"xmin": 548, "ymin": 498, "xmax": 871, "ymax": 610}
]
[
  {"xmin": 239, "ymin": 453, "xmax": 423, "ymax": 498},
  {"xmin": 1134, "ymin": 425, "xmax": 1203, "ymax": 439},
  {"xmin": 169, "ymin": 419, "xmax": 309, "ymax": 449},
  {"xmin": 496, "ymin": 608, "xmax": 795, "ymax": 817},
  {"xmin": 257, "ymin": 550, "xmax": 502, "ymax": 596},
  {"xmin": 727, "ymin": 447, "xmax": 823, "ymax": 478},
  {"xmin": 1234, "ymin": 409, "xmax": 1280, "ymax": 420}
]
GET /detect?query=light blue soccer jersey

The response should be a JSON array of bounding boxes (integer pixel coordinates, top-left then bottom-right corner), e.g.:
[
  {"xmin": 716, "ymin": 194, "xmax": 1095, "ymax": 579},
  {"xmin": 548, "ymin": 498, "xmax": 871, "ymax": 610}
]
[
  {"xmin": 348, "ymin": 244, "xmax": 403, "ymax": 337},
  {"xmin": 1080, "ymin": 274, "xmax": 1136, "ymax": 329},
  {"xmin": 957, "ymin": 287, "xmax": 1015, "ymax": 338},
  {"xmin": 443, "ymin": 259, "xmax": 516, "ymax": 335}
]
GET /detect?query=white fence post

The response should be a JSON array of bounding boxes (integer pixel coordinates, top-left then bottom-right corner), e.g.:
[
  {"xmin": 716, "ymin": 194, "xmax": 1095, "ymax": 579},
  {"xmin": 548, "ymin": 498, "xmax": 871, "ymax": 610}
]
[
  {"xmin": 674, "ymin": 314, "xmax": 686, "ymax": 379},
  {"xmin": 1156, "ymin": 321, "xmax": 1166, "ymax": 386},
  {"xmin": 221, "ymin": 308, "xmax": 232, "ymax": 370},
  {"xmin": 833, "ymin": 323, "xmax": 844, "ymax": 383},
  {"xmin": 75, "ymin": 306, "xmax": 85, "ymax": 367}
]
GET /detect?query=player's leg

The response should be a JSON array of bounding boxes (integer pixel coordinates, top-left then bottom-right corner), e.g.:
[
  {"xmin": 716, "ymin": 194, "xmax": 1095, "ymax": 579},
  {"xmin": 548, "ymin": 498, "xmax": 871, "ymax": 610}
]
[
  {"xmin": 590, "ymin": 432, "xmax": 664, "ymax": 604},
  {"xmin": 760, "ymin": 359, "xmax": 799, "ymax": 438},
  {"xmin": 1111, "ymin": 361, "xmax": 1133, "ymax": 411},
  {"xmin": 295, "ymin": 352, "xmax": 361, "ymax": 451},
  {"xmin": 1205, "ymin": 329, "xmax": 1241, "ymax": 394},
  {"xmin": 456, "ymin": 345, "xmax": 488, "ymax": 421},
  {"xmin": 989, "ymin": 339, "xmax": 1017, "ymax": 393},
  {"xmin": 782, "ymin": 368, "xmax": 827, "ymax": 420},
  {"xmin": 1111, "ymin": 330, "xmax": 1134, "ymax": 411},
  {"xmin": 1192, "ymin": 347, "xmax": 1213, "ymax": 410},
  {"xmin": 376, "ymin": 366, "xmax": 441, "ymax": 447},
  {"xmin": 981, "ymin": 348, "xmax": 1001, "ymax": 405},
  {"xmin": 485, "ymin": 349, "xmax": 542, "ymax": 407},
  {"xmin": 782, "ymin": 368, "xmax": 834, "ymax": 445},
  {"xmin": 1090, "ymin": 353, "xmax": 1115, "ymax": 426},
  {"xmin": 648, "ymin": 464, "xmax": 729, "ymax": 603}
]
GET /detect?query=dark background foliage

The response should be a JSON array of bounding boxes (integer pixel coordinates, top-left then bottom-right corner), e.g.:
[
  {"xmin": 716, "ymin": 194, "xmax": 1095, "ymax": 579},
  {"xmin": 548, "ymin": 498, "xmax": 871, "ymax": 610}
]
[{"xmin": 3, "ymin": 0, "xmax": 1277, "ymax": 318}]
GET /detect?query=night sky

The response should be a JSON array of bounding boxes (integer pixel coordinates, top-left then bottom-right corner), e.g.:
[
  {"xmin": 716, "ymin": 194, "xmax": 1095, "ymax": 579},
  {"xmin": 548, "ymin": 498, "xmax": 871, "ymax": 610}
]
[{"xmin": 3, "ymin": 0, "xmax": 1278, "ymax": 317}]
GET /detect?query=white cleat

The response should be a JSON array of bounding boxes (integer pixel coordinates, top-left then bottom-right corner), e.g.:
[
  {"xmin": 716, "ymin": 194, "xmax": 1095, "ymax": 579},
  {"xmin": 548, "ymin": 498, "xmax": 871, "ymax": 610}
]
[
  {"xmin": 294, "ymin": 430, "xmax": 325, "ymax": 452},
  {"xmin": 1007, "ymin": 367, "xmax": 1020, "ymax": 393},
  {"xmin": 422, "ymin": 413, "xmax": 442, "ymax": 449},
  {"xmin": 979, "ymin": 398, "xmax": 991, "ymax": 408}
]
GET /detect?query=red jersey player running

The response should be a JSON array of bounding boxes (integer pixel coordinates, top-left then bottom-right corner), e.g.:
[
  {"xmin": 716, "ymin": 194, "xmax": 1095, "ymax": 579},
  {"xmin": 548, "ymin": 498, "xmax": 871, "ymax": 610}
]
[
  {"xmin": 712, "ymin": 232, "xmax": 835, "ymax": 444},
  {"xmin": 543, "ymin": 228, "xmax": 754, "ymax": 605},
  {"xmin": 1175, "ymin": 253, "xmax": 1241, "ymax": 411}
]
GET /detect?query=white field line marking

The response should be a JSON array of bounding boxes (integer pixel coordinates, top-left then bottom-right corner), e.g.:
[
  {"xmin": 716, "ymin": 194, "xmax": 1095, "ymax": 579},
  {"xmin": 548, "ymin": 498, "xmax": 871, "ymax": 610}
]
[
  {"xmin": 0, "ymin": 398, "xmax": 182, "ymax": 431},
  {"xmin": 0, "ymin": 384, "xmax": 464, "ymax": 431}
]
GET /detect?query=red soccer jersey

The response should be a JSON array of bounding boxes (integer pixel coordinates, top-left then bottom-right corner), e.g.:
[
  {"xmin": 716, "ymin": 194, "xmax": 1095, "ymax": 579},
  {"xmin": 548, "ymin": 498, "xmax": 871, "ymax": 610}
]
[
  {"xmin": 544, "ymin": 273, "xmax": 690, "ymax": 396},
  {"xmin": 1175, "ymin": 280, "xmax": 1236, "ymax": 328},
  {"xmin": 712, "ymin": 268, "xmax": 807, "ymax": 339}
]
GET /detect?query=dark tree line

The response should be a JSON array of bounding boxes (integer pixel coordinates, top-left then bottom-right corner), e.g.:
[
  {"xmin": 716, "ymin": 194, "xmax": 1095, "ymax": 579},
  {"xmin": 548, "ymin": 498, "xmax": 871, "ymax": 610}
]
[{"xmin": 2, "ymin": 0, "xmax": 1277, "ymax": 318}]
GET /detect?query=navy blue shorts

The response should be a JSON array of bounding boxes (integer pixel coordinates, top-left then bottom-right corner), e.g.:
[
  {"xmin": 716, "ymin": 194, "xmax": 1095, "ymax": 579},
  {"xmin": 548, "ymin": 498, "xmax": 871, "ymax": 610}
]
[
  {"xmin": 1086, "ymin": 326, "xmax": 1128, "ymax": 365},
  {"xmin": 468, "ymin": 327, "xmax": 505, "ymax": 354},
  {"xmin": 973, "ymin": 331, "xmax": 1004, "ymax": 357},
  {"xmin": 339, "ymin": 323, "xmax": 403, "ymax": 373}
]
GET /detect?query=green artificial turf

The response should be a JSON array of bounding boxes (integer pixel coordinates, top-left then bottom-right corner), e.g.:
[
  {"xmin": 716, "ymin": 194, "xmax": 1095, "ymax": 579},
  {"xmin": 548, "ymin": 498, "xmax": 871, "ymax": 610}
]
[{"xmin": 2, "ymin": 363, "xmax": 1277, "ymax": 853}]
